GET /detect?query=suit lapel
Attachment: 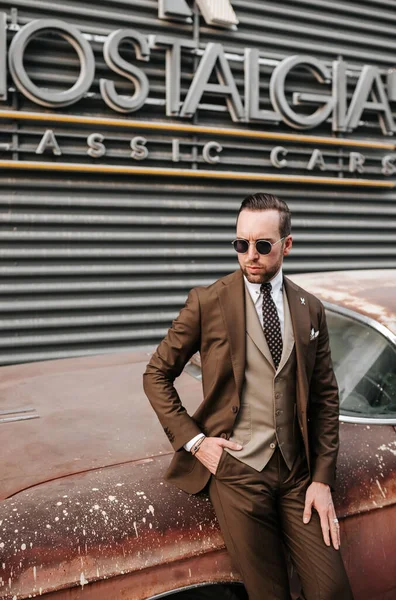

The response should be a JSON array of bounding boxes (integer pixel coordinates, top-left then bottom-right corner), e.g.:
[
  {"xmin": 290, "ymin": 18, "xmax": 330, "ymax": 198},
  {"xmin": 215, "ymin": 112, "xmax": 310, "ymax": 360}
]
[
  {"xmin": 217, "ymin": 270, "xmax": 246, "ymax": 401},
  {"xmin": 245, "ymin": 284, "xmax": 275, "ymax": 370},
  {"xmin": 276, "ymin": 286, "xmax": 294, "ymax": 373},
  {"xmin": 283, "ymin": 276, "xmax": 310, "ymax": 352},
  {"xmin": 283, "ymin": 276, "xmax": 310, "ymax": 414}
]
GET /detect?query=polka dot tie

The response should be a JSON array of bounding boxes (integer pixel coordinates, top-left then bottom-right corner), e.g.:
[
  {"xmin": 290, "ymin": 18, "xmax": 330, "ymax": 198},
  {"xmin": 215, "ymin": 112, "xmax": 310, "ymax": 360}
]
[{"xmin": 260, "ymin": 282, "xmax": 283, "ymax": 369}]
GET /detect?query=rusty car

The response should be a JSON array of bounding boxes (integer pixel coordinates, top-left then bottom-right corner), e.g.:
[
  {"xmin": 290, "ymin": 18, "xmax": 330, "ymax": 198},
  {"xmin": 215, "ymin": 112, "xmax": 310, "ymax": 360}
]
[{"xmin": 1, "ymin": 269, "xmax": 395, "ymax": 600}]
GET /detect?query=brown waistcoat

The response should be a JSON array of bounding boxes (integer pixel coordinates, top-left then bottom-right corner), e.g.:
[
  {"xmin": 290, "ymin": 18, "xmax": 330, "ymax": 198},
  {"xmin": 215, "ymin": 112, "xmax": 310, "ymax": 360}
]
[{"xmin": 226, "ymin": 283, "xmax": 302, "ymax": 471}]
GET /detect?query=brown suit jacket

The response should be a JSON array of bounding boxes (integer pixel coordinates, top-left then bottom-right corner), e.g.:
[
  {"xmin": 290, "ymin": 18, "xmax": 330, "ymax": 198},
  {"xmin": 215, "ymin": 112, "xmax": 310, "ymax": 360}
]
[{"xmin": 143, "ymin": 269, "xmax": 340, "ymax": 494}]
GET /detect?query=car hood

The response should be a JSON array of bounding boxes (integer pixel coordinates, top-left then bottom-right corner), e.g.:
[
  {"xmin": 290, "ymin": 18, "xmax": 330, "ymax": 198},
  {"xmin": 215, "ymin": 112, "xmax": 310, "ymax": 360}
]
[
  {"xmin": 0, "ymin": 350, "xmax": 203, "ymax": 500},
  {"xmin": 0, "ymin": 455, "xmax": 234, "ymax": 600},
  {"xmin": 0, "ymin": 352, "xmax": 231, "ymax": 598}
]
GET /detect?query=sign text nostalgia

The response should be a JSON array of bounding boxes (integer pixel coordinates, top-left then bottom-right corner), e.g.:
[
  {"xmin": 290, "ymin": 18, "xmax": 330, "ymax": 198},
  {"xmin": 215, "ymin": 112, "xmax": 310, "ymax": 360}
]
[{"xmin": 1, "ymin": 15, "xmax": 396, "ymax": 180}]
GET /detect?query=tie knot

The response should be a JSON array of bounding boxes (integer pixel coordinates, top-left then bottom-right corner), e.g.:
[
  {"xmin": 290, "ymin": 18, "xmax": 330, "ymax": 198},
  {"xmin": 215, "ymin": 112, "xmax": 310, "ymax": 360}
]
[{"xmin": 260, "ymin": 282, "xmax": 272, "ymax": 295}]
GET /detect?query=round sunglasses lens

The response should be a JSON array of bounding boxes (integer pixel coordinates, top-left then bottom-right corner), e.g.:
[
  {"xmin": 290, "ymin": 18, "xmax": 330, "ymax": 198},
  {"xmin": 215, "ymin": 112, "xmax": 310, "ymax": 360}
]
[
  {"xmin": 256, "ymin": 240, "xmax": 271, "ymax": 255},
  {"xmin": 233, "ymin": 240, "xmax": 249, "ymax": 253}
]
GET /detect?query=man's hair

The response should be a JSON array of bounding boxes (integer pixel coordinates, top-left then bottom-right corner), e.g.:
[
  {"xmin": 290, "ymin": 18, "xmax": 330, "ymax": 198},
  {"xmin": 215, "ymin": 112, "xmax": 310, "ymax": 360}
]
[{"xmin": 237, "ymin": 193, "xmax": 291, "ymax": 238}]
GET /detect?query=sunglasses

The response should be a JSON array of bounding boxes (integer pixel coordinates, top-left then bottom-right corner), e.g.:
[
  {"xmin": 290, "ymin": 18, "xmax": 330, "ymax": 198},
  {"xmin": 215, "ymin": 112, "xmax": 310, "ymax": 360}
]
[{"xmin": 231, "ymin": 237, "xmax": 286, "ymax": 255}]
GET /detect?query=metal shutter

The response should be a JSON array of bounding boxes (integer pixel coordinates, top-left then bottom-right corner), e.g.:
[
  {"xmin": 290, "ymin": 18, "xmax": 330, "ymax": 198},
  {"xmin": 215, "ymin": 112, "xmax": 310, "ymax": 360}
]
[{"xmin": 1, "ymin": 0, "xmax": 395, "ymax": 364}]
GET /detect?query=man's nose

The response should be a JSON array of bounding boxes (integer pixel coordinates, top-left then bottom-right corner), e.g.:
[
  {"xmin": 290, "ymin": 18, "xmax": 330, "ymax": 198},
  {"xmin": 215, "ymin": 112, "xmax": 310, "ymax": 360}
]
[{"xmin": 247, "ymin": 242, "xmax": 259, "ymax": 259}]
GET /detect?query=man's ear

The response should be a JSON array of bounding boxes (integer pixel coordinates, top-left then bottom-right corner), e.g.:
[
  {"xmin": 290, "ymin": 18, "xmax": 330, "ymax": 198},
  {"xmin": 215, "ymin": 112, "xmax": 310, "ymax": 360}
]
[{"xmin": 283, "ymin": 235, "xmax": 293, "ymax": 256}]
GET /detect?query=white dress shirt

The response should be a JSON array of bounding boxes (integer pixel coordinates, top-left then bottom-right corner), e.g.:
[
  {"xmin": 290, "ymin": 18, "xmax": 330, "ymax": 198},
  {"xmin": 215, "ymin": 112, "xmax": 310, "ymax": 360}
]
[
  {"xmin": 243, "ymin": 267, "xmax": 285, "ymax": 338},
  {"xmin": 184, "ymin": 268, "xmax": 284, "ymax": 452}
]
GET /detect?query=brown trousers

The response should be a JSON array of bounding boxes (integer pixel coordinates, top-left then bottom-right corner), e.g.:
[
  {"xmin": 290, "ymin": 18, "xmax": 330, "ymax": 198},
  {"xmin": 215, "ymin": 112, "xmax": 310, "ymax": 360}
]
[{"xmin": 208, "ymin": 447, "xmax": 354, "ymax": 600}]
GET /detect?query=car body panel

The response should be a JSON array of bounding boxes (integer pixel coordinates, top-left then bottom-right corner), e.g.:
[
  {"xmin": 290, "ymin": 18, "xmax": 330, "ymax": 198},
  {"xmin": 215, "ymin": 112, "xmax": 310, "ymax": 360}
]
[
  {"xmin": 335, "ymin": 422, "xmax": 396, "ymax": 516},
  {"xmin": 0, "ymin": 350, "xmax": 203, "ymax": 501},
  {"xmin": 288, "ymin": 269, "xmax": 396, "ymax": 338},
  {"xmin": 0, "ymin": 455, "xmax": 238, "ymax": 599}
]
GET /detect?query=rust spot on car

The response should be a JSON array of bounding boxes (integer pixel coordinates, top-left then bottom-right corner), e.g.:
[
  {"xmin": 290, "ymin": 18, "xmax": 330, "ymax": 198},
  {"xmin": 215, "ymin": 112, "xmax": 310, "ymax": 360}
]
[
  {"xmin": 0, "ymin": 456, "xmax": 236, "ymax": 599},
  {"xmin": 335, "ymin": 423, "xmax": 396, "ymax": 517},
  {"xmin": 290, "ymin": 270, "xmax": 396, "ymax": 336}
]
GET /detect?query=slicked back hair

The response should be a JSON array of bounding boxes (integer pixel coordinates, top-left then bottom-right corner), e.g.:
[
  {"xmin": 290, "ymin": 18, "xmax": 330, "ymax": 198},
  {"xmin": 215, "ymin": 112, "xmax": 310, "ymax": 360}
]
[{"xmin": 236, "ymin": 193, "xmax": 291, "ymax": 238}]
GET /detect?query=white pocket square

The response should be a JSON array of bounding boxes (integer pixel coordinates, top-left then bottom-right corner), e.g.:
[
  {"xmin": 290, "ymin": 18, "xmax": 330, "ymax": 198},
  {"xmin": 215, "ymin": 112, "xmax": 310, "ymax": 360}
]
[{"xmin": 310, "ymin": 327, "xmax": 319, "ymax": 341}]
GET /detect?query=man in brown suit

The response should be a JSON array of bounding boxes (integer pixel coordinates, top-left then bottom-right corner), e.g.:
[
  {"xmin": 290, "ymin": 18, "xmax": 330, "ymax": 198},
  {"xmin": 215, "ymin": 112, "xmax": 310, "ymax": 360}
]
[{"xmin": 143, "ymin": 193, "xmax": 354, "ymax": 600}]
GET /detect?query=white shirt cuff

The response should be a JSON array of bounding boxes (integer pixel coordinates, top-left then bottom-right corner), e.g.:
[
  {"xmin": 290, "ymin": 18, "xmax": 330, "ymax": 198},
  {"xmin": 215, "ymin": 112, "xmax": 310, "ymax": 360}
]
[{"xmin": 184, "ymin": 433, "xmax": 205, "ymax": 452}]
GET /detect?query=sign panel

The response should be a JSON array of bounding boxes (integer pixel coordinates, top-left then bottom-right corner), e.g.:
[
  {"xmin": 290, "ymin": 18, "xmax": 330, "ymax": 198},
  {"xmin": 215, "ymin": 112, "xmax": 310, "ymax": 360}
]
[{"xmin": 0, "ymin": 7, "xmax": 395, "ymax": 185}]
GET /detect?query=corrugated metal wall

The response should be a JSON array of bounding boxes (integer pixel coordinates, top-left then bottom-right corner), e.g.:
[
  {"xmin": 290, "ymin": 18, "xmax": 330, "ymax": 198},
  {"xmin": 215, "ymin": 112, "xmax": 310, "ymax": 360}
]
[{"xmin": 1, "ymin": 0, "xmax": 396, "ymax": 365}]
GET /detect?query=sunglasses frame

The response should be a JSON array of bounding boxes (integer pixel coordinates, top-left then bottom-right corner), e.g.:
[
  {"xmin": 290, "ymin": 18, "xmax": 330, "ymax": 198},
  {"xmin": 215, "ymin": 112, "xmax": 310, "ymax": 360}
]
[{"xmin": 231, "ymin": 237, "xmax": 286, "ymax": 255}]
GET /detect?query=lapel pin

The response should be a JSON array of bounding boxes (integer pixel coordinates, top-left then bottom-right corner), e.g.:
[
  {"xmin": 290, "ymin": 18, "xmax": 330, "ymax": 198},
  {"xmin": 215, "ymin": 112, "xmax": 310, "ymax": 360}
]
[
  {"xmin": 310, "ymin": 327, "xmax": 319, "ymax": 340},
  {"xmin": 300, "ymin": 297, "xmax": 306, "ymax": 305}
]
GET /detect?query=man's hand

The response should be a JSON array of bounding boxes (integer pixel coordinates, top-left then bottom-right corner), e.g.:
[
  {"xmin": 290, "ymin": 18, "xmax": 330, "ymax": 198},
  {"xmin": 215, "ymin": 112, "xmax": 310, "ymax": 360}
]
[
  {"xmin": 303, "ymin": 481, "xmax": 340, "ymax": 550},
  {"xmin": 194, "ymin": 437, "xmax": 242, "ymax": 474}
]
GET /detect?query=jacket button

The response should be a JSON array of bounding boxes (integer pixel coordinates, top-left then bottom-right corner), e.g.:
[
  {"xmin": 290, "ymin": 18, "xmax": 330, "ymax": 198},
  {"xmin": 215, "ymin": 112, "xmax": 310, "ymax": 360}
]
[
  {"xmin": 220, "ymin": 432, "xmax": 227, "ymax": 439},
  {"xmin": 270, "ymin": 442, "xmax": 276, "ymax": 449},
  {"xmin": 231, "ymin": 405, "xmax": 239, "ymax": 414}
]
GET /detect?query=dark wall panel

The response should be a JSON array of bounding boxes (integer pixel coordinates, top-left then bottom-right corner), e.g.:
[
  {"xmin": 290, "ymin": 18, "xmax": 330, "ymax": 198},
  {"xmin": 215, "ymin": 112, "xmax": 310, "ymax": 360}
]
[{"xmin": 0, "ymin": 0, "xmax": 395, "ymax": 364}]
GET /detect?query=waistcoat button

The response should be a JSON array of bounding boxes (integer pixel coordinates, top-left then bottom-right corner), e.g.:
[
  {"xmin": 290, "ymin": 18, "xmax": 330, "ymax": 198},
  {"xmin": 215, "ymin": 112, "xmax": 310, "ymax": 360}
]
[
  {"xmin": 231, "ymin": 405, "xmax": 238, "ymax": 414},
  {"xmin": 270, "ymin": 442, "xmax": 276, "ymax": 449},
  {"xmin": 220, "ymin": 432, "xmax": 227, "ymax": 439}
]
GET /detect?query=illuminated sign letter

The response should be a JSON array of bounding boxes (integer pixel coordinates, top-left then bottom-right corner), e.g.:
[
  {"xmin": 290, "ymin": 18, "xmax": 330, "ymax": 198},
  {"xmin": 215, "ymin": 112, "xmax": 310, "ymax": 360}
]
[
  {"xmin": 101, "ymin": 29, "xmax": 150, "ymax": 113},
  {"xmin": 346, "ymin": 66, "xmax": 395, "ymax": 135},
  {"xmin": 244, "ymin": 48, "xmax": 279, "ymax": 123},
  {"xmin": 349, "ymin": 152, "xmax": 365, "ymax": 173},
  {"xmin": 270, "ymin": 55, "xmax": 335, "ymax": 130},
  {"xmin": 130, "ymin": 136, "xmax": 148, "ymax": 160},
  {"xmin": 382, "ymin": 154, "xmax": 396, "ymax": 175},
  {"xmin": 180, "ymin": 42, "xmax": 244, "ymax": 122},
  {"xmin": 202, "ymin": 141, "xmax": 222, "ymax": 163},
  {"xmin": 150, "ymin": 35, "xmax": 196, "ymax": 116},
  {"xmin": 387, "ymin": 70, "xmax": 396, "ymax": 102},
  {"xmin": 8, "ymin": 19, "xmax": 95, "ymax": 107},
  {"xmin": 87, "ymin": 133, "xmax": 106, "ymax": 158},
  {"xmin": 307, "ymin": 149, "xmax": 326, "ymax": 171},
  {"xmin": 36, "ymin": 130, "xmax": 62, "ymax": 155},
  {"xmin": 332, "ymin": 59, "xmax": 347, "ymax": 132},
  {"xmin": 270, "ymin": 146, "xmax": 288, "ymax": 168},
  {"xmin": 0, "ymin": 13, "xmax": 7, "ymax": 101},
  {"xmin": 172, "ymin": 139, "xmax": 180, "ymax": 162}
]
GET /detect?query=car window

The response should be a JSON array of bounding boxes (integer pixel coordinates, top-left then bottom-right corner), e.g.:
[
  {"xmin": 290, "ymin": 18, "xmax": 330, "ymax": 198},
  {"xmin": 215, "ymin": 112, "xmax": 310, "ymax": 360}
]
[{"xmin": 326, "ymin": 310, "xmax": 396, "ymax": 419}]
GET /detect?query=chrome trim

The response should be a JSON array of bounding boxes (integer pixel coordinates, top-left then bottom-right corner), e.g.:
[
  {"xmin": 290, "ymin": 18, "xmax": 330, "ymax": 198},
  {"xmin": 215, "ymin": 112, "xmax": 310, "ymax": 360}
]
[
  {"xmin": 322, "ymin": 301, "xmax": 396, "ymax": 347},
  {"xmin": 0, "ymin": 414, "xmax": 40, "ymax": 424},
  {"xmin": 339, "ymin": 415, "xmax": 396, "ymax": 425},
  {"xmin": 323, "ymin": 301, "xmax": 396, "ymax": 426}
]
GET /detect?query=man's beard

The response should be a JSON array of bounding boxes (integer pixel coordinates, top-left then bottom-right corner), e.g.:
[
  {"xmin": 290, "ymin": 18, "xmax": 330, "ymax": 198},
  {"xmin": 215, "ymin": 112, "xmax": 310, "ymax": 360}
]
[{"xmin": 240, "ymin": 258, "xmax": 283, "ymax": 284}]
